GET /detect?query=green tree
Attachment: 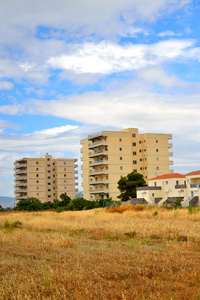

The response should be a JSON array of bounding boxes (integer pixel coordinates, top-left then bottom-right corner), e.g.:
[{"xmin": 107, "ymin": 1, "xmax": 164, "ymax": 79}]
[
  {"xmin": 15, "ymin": 197, "xmax": 42, "ymax": 211},
  {"xmin": 60, "ymin": 193, "xmax": 71, "ymax": 206},
  {"xmin": 117, "ymin": 172, "xmax": 147, "ymax": 201}
]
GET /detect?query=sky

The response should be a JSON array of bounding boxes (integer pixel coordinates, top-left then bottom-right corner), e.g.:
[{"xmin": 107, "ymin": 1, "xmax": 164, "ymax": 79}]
[{"xmin": 0, "ymin": 0, "xmax": 200, "ymax": 197}]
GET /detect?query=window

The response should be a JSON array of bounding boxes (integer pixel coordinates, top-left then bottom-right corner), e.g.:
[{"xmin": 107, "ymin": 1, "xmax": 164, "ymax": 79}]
[
  {"xmin": 140, "ymin": 167, "xmax": 142, "ymax": 170},
  {"xmin": 36, "ymin": 161, "xmax": 38, "ymax": 165},
  {"xmin": 48, "ymin": 182, "xmax": 51, "ymax": 185},
  {"xmin": 64, "ymin": 180, "xmax": 66, "ymax": 183},
  {"xmin": 140, "ymin": 158, "xmax": 142, "ymax": 161},
  {"xmin": 64, "ymin": 186, "xmax": 66, "ymax": 189},
  {"xmin": 144, "ymin": 140, "xmax": 146, "ymax": 143},
  {"xmin": 48, "ymin": 195, "xmax": 51, "ymax": 198},
  {"xmin": 36, "ymin": 168, "xmax": 39, "ymax": 171},
  {"xmin": 53, "ymin": 163, "xmax": 55, "ymax": 165},
  {"xmin": 133, "ymin": 169, "xmax": 137, "ymax": 173},
  {"xmin": 48, "ymin": 170, "xmax": 50, "ymax": 173},
  {"xmin": 48, "ymin": 176, "xmax": 51, "ymax": 179},
  {"xmin": 36, "ymin": 174, "xmax": 39, "ymax": 177},
  {"xmin": 166, "ymin": 181, "xmax": 168, "ymax": 185},
  {"xmin": 156, "ymin": 140, "xmax": 158, "ymax": 143},
  {"xmin": 119, "ymin": 148, "xmax": 122, "ymax": 151},
  {"xmin": 37, "ymin": 187, "xmax": 39, "ymax": 190},
  {"xmin": 47, "ymin": 158, "xmax": 50, "ymax": 161},
  {"xmin": 154, "ymin": 182, "xmax": 157, "ymax": 187},
  {"xmin": 133, "ymin": 160, "xmax": 137, "ymax": 164},
  {"xmin": 53, "ymin": 175, "xmax": 55, "ymax": 177},
  {"xmin": 156, "ymin": 149, "xmax": 158, "ymax": 152},
  {"xmin": 53, "ymin": 181, "xmax": 55, "ymax": 184},
  {"xmin": 139, "ymin": 141, "xmax": 141, "ymax": 144},
  {"xmin": 64, "ymin": 162, "xmax": 66, "ymax": 165},
  {"xmin": 132, "ymin": 142, "xmax": 136, "ymax": 146},
  {"xmin": 48, "ymin": 189, "xmax": 51, "ymax": 192},
  {"xmin": 145, "ymin": 167, "xmax": 147, "ymax": 169},
  {"xmin": 156, "ymin": 158, "xmax": 159, "ymax": 161},
  {"xmin": 64, "ymin": 174, "xmax": 66, "ymax": 177},
  {"xmin": 120, "ymin": 157, "xmax": 122, "ymax": 160},
  {"xmin": 64, "ymin": 168, "xmax": 66, "ymax": 171},
  {"xmin": 53, "ymin": 169, "xmax": 55, "ymax": 171},
  {"xmin": 47, "ymin": 164, "xmax": 50, "ymax": 167},
  {"xmin": 37, "ymin": 193, "xmax": 39, "ymax": 196},
  {"xmin": 132, "ymin": 133, "xmax": 136, "ymax": 137},
  {"xmin": 157, "ymin": 167, "xmax": 159, "ymax": 170},
  {"xmin": 176, "ymin": 181, "xmax": 179, "ymax": 185},
  {"xmin": 152, "ymin": 193, "xmax": 154, "ymax": 197},
  {"xmin": 133, "ymin": 151, "xmax": 136, "ymax": 155},
  {"xmin": 120, "ymin": 166, "xmax": 123, "ymax": 170},
  {"xmin": 139, "ymin": 150, "xmax": 142, "ymax": 153},
  {"xmin": 36, "ymin": 180, "xmax": 39, "ymax": 183},
  {"xmin": 145, "ymin": 176, "xmax": 147, "ymax": 179},
  {"xmin": 119, "ymin": 138, "xmax": 122, "ymax": 142}
]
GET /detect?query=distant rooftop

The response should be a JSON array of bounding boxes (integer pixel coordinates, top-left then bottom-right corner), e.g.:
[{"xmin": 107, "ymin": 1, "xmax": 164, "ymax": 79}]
[{"xmin": 149, "ymin": 173, "xmax": 185, "ymax": 181}]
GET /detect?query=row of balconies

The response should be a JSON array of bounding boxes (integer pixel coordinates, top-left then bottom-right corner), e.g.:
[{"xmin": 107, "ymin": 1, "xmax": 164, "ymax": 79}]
[
  {"xmin": 90, "ymin": 188, "xmax": 109, "ymax": 194},
  {"xmin": 89, "ymin": 159, "xmax": 108, "ymax": 167},
  {"xmin": 88, "ymin": 140, "xmax": 108, "ymax": 149}
]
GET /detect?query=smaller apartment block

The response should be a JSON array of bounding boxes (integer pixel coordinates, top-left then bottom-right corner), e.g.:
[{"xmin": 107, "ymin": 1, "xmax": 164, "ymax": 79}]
[
  {"xmin": 137, "ymin": 171, "xmax": 200, "ymax": 207},
  {"xmin": 14, "ymin": 154, "xmax": 78, "ymax": 204}
]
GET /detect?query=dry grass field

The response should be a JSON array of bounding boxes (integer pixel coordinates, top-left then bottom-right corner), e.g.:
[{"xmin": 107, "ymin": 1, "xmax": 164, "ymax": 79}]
[{"xmin": 1, "ymin": 206, "xmax": 200, "ymax": 299}]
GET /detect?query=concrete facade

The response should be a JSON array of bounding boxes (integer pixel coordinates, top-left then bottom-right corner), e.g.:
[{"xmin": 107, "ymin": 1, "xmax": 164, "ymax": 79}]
[
  {"xmin": 137, "ymin": 171, "xmax": 200, "ymax": 206},
  {"xmin": 81, "ymin": 128, "xmax": 173, "ymax": 200},
  {"xmin": 14, "ymin": 154, "xmax": 78, "ymax": 204}
]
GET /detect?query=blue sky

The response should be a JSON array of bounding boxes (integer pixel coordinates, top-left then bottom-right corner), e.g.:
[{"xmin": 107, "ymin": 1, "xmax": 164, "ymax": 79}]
[{"xmin": 0, "ymin": 0, "xmax": 200, "ymax": 197}]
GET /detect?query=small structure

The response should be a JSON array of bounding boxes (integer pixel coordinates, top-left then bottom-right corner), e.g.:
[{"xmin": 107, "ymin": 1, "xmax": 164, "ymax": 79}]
[{"xmin": 136, "ymin": 171, "xmax": 200, "ymax": 207}]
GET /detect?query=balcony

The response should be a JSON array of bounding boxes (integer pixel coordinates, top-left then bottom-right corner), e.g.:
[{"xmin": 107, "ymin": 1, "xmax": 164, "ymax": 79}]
[
  {"xmin": 75, "ymin": 176, "xmax": 78, "ymax": 180},
  {"xmin": 90, "ymin": 188, "xmax": 109, "ymax": 194},
  {"xmin": 175, "ymin": 184, "xmax": 187, "ymax": 189},
  {"xmin": 15, "ymin": 163, "xmax": 27, "ymax": 169},
  {"xmin": 169, "ymin": 152, "xmax": 173, "ymax": 157},
  {"xmin": 168, "ymin": 143, "xmax": 173, "ymax": 148},
  {"xmin": 88, "ymin": 131, "xmax": 105, "ymax": 140},
  {"xmin": 90, "ymin": 179, "xmax": 109, "ymax": 185},
  {"xmin": 89, "ymin": 159, "xmax": 108, "ymax": 167},
  {"xmin": 16, "ymin": 183, "xmax": 27, "ymax": 187},
  {"xmin": 15, "ymin": 176, "xmax": 27, "ymax": 181},
  {"xmin": 89, "ymin": 149, "xmax": 108, "ymax": 158},
  {"xmin": 16, "ymin": 196, "xmax": 27, "ymax": 201},
  {"xmin": 169, "ymin": 160, "xmax": 173, "ymax": 165},
  {"xmin": 74, "ymin": 164, "xmax": 78, "ymax": 168},
  {"xmin": 88, "ymin": 140, "xmax": 108, "ymax": 149},
  {"xmin": 89, "ymin": 169, "xmax": 109, "ymax": 176},
  {"xmin": 16, "ymin": 170, "xmax": 27, "ymax": 175},
  {"xmin": 75, "ymin": 170, "xmax": 78, "ymax": 174},
  {"xmin": 190, "ymin": 183, "xmax": 200, "ymax": 188},
  {"xmin": 15, "ymin": 189, "xmax": 27, "ymax": 193}
]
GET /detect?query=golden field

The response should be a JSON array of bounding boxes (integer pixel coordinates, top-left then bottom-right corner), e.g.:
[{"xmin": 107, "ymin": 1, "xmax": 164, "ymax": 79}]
[{"xmin": 1, "ymin": 206, "xmax": 200, "ymax": 300}]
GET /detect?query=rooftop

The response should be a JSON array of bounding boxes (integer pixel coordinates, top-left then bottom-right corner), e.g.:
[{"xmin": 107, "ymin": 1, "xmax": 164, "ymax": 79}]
[{"xmin": 149, "ymin": 173, "xmax": 185, "ymax": 181}]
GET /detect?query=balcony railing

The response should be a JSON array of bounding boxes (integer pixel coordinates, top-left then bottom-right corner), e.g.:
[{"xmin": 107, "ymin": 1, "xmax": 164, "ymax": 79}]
[
  {"xmin": 16, "ymin": 196, "xmax": 27, "ymax": 200},
  {"xmin": 89, "ymin": 149, "xmax": 108, "ymax": 158},
  {"xmin": 89, "ymin": 169, "xmax": 109, "ymax": 176},
  {"xmin": 88, "ymin": 140, "xmax": 108, "ymax": 149},
  {"xmin": 168, "ymin": 143, "xmax": 173, "ymax": 148},
  {"xmin": 175, "ymin": 184, "xmax": 187, "ymax": 189},
  {"xmin": 190, "ymin": 183, "xmax": 200, "ymax": 188},
  {"xmin": 15, "ymin": 176, "xmax": 27, "ymax": 180},
  {"xmin": 90, "ymin": 188, "xmax": 109, "ymax": 194},
  {"xmin": 16, "ymin": 170, "xmax": 27, "ymax": 175},
  {"xmin": 89, "ymin": 159, "xmax": 108, "ymax": 167},
  {"xmin": 16, "ymin": 183, "xmax": 27, "ymax": 187},
  {"xmin": 90, "ymin": 179, "xmax": 109, "ymax": 185},
  {"xmin": 15, "ymin": 189, "xmax": 27, "ymax": 193},
  {"xmin": 15, "ymin": 163, "xmax": 27, "ymax": 169}
]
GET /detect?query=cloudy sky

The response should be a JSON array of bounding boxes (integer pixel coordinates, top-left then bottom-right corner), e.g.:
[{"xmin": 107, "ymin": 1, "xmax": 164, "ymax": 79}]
[{"xmin": 0, "ymin": 0, "xmax": 200, "ymax": 197}]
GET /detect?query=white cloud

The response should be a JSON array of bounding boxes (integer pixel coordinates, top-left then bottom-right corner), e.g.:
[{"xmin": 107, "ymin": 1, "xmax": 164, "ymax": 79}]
[
  {"xmin": 47, "ymin": 39, "xmax": 195, "ymax": 76},
  {"xmin": 0, "ymin": 120, "xmax": 19, "ymax": 133},
  {"xmin": 0, "ymin": 81, "xmax": 13, "ymax": 90},
  {"xmin": 158, "ymin": 30, "xmax": 178, "ymax": 37}
]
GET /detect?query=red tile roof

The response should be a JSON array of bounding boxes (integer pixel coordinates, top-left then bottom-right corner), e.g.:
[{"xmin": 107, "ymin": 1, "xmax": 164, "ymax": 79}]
[
  {"xmin": 186, "ymin": 170, "xmax": 200, "ymax": 176},
  {"xmin": 149, "ymin": 173, "xmax": 185, "ymax": 181}
]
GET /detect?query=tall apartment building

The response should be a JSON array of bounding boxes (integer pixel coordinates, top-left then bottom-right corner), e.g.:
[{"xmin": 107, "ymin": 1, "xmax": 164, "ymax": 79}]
[
  {"xmin": 81, "ymin": 128, "xmax": 173, "ymax": 200},
  {"xmin": 14, "ymin": 153, "xmax": 78, "ymax": 204}
]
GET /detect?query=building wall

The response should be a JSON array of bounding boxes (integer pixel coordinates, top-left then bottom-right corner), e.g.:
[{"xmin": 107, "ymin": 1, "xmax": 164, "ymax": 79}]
[{"xmin": 14, "ymin": 154, "xmax": 78, "ymax": 204}]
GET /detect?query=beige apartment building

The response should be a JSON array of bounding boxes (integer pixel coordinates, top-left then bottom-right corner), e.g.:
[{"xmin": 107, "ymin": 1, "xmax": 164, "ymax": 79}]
[
  {"xmin": 14, "ymin": 154, "xmax": 78, "ymax": 204},
  {"xmin": 80, "ymin": 128, "xmax": 173, "ymax": 200}
]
